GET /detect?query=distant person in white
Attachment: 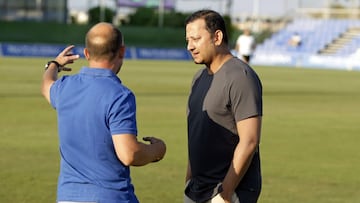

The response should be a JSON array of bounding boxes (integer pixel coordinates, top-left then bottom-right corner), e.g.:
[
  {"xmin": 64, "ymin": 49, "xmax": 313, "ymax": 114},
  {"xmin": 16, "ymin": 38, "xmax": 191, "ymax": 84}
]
[
  {"xmin": 288, "ymin": 32, "xmax": 302, "ymax": 47},
  {"xmin": 235, "ymin": 28, "xmax": 256, "ymax": 63}
]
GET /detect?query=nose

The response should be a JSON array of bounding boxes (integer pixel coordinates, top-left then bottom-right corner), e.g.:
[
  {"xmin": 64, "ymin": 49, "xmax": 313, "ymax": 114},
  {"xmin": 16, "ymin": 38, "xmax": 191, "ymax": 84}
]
[{"xmin": 187, "ymin": 41, "xmax": 194, "ymax": 52}]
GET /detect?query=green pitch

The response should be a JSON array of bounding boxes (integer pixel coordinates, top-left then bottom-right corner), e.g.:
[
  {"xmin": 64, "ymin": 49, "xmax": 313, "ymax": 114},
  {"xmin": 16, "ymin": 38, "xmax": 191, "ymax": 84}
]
[{"xmin": 1, "ymin": 57, "xmax": 360, "ymax": 203}]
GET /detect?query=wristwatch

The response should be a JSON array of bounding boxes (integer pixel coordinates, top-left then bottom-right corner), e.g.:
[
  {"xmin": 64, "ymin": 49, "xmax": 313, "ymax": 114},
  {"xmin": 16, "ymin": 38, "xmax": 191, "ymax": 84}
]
[{"xmin": 45, "ymin": 60, "xmax": 61, "ymax": 72}]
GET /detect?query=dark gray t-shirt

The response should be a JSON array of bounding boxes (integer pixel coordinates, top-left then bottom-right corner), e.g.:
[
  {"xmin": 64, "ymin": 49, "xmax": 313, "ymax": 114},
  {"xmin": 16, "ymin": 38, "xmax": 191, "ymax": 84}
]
[{"xmin": 186, "ymin": 57, "xmax": 262, "ymax": 202}]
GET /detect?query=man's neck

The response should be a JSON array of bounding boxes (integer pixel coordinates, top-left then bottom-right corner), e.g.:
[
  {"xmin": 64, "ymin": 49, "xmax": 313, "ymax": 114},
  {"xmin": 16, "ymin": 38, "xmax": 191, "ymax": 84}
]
[{"xmin": 208, "ymin": 52, "xmax": 233, "ymax": 74}]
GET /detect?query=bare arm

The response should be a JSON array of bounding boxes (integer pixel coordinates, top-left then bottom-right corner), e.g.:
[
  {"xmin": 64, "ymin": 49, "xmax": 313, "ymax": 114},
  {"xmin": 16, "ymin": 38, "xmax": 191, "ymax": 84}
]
[
  {"xmin": 112, "ymin": 134, "xmax": 166, "ymax": 166},
  {"xmin": 41, "ymin": 45, "xmax": 80, "ymax": 103},
  {"xmin": 221, "ymin": 116, "xmax": 262, "ymax": 202}
]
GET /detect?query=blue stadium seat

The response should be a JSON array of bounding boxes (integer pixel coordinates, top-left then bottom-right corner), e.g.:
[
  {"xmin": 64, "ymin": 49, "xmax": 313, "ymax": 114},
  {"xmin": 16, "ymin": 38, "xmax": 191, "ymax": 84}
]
[{"xmin": 254, "ymin": 19, "xmax": 360, "ymax": 56}]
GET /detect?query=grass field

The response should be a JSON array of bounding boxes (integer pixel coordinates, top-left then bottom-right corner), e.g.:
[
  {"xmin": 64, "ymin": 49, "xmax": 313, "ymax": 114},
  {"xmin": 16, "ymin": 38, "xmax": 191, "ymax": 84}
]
[{"xmin": 1, "ymin": 57, "xmax": 360, "ymax": 203}]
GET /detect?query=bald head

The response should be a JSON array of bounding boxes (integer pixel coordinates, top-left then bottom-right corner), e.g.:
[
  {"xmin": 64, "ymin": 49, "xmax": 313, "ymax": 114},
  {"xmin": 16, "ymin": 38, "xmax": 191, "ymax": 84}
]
[{"xmin": 85, "ymin": 22, "xmax": 124, "ymax": 62}]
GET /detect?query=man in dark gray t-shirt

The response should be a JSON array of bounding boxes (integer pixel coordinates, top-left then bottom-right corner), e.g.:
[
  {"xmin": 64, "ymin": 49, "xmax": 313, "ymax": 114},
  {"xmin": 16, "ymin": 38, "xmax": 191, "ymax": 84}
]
[{"xmin": 184, "ymin": 10, "xmax": 263, "ymax": 203}]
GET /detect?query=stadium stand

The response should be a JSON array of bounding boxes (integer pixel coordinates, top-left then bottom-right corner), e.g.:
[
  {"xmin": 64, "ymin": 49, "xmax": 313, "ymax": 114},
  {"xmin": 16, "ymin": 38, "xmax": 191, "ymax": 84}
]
[
  {"xmin": 255, "ymin": 19, "xmax": 360, "ymax": 56},
  {"xmin": 251, "ymin": 18, "xmax": 360, "ymax": 70}
]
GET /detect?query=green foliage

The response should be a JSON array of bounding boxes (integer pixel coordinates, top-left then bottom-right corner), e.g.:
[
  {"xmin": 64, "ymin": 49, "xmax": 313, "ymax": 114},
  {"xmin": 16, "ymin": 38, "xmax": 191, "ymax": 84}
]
[
  {"xmin": 254, "ymin": 29, "xmax": 273, "ymax": 44},
  {"xmin": 0, "ymin": 21, "xmax": 91, "ymax": 44},
  {"xmin": 127, "ymin": 7, "xmax": 158, "ymax": 26},
  {"xmin": 121, "ymin": 26, "xmax": 185, "ymax": 48},
  {"xmin": 1, "ymin": 57, "xmax": 360, "ymax": 203},
  {"xmin": 88, "ymin": 6, "xmax": 116, "ymax": 24},
  {"xmin": 223, "ymin": 15, "xmax": 234, "ymax": 42},
  {"xmin": 126, "ymin": 7, "xmax": 189, "ymax": 28},
  {"xmin": 0, "ymin": 21, "xmax": 185, "ymax": 47},
  {"xmin": 126, "ymin": 7, "xmax": 233, "ymax": 35},
  {"xmin": 162, "ymin": 11, "xmax": 189, "ymax": 28},
  {"xmin": 0, "ymin": 14, "xmax": 242, "ymax": 48}
]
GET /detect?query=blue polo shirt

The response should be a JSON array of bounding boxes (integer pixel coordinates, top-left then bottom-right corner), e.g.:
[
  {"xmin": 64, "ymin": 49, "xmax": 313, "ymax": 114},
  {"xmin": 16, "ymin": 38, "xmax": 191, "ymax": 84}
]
[{"xmin": 50, "ymin": 67, "xmax": 139, "ymax": 203}]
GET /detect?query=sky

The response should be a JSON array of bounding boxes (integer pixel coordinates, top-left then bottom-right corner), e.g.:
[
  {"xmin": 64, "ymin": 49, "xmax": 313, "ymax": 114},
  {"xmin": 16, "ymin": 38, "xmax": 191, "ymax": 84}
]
[{"xmin": 68, "ymin": 0, "xmax": 330, "ymax": 18}]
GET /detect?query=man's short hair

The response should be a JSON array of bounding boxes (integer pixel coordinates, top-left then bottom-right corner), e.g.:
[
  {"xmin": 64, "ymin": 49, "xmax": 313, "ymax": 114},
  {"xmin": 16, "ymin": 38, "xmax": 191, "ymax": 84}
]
[{"xmin": 185, "ymin": 9, "xmax": 229, "ymax": 45}]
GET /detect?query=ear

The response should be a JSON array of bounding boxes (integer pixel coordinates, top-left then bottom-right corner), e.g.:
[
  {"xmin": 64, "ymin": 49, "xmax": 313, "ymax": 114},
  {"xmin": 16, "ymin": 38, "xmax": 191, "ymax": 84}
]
[
  {"xmin": 84, "ymin": 48, "xmax": 90, "ymax": 60},
  {"xmin": 214, "ymin": 30, "xmax": 223, "ymax": 46}
]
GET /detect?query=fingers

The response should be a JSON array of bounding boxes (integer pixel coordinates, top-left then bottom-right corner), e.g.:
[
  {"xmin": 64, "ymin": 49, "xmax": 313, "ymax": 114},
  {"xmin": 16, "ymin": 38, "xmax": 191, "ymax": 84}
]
[
  {"xmin": 142, "ymin": 136, "xmax": 166, "ymax": 162},
  {"xmin": 61, "ymin": 67, "xmax": 72, "ymax": 72},
  {"xmin": 142, "ymin": 136, "xmax": 163, "ymax": 144},
  {"xmin": 142, "ymin": 137, "xmax": 151, "ymax": 142},
  {"xmin": 142, "ymin": 136, "xmax": 157, "ymax": 143},
  {"xmin": 61, "ymin": 45, "xmax": 75, "ymax": 55},
  {"xmin": 55, "ymin": 45, "xmax": 80, "ymax": 67}
]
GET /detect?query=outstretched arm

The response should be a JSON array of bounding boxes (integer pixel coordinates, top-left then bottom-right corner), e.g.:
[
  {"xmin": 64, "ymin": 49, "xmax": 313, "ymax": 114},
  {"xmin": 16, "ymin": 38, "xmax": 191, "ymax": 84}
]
[
  {"xmin": 41, "ymin": 45, "xmax": 80, "ymax": 103},
  {"xmin": 112, "ymin": 134, "xmax": 166, "ymax": 166}
]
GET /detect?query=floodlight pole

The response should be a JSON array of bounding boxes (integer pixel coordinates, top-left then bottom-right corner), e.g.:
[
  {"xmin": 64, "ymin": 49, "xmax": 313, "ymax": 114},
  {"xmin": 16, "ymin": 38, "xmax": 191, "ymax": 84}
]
[
  {"xmin": 100, "ymin": 0, "xmax": 105, "ymax": 22},
  {"xmin": 158, "ymin": 0, "xmax": 164, "ymax": 27},
  {"xmin": 225, "ymin": 0, "xmax": 232, "ymax": 17},
  {"xmin": 252, "ymin": 0, "xmax": 260, "ymax": 32}
]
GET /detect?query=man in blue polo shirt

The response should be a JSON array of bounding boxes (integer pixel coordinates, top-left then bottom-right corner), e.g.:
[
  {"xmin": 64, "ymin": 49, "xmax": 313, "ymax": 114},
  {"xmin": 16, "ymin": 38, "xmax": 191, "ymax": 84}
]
[{"xmin": 41, "ymin": 22, "xmax": 166, "ymax": 203}]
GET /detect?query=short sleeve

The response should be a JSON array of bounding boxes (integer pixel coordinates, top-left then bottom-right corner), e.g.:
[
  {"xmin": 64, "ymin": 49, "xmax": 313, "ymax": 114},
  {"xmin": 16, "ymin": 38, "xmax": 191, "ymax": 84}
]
[
  {"xmin": 50, "ymin": 76, "xmax": 67, "ymax": 110},
  {"xmin": 230, "ymin": 68, "xmax": 262, "ymax": 121},
  {"xmin": 108, "ymin": 91, "xmax": 138, "ymax": 136}
]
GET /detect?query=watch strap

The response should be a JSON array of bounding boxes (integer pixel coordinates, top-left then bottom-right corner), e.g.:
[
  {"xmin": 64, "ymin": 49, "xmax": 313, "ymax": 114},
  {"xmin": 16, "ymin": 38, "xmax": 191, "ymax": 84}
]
[{"xmin": 45, "ymin": 60, "xmax": 61, "ymax": 72}]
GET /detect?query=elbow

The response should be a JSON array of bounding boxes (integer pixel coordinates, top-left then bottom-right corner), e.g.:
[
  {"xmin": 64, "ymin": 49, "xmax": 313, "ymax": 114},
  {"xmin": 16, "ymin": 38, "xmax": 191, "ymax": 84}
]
[
  {"xmin": 118, "ymin": 153, "xmax": 136, "ymax": 166},
  {"xmin": 40, "ymin": 86, "xmax": 50, "ymax": 103},
  {"xmin": 40, "ymin": 85, "xmax": 46, "ymax": 98},
  {"xmin": 250, "ymin": 141, "xmax": 259, "ymax": 153},
  {"xmin": 244, "ymin": 137, "xmax": 260, "ymax": 154},
  {"xmin": 41, "ymin": 81, "xmax": 53, "ymax": 103},
  {"xmin": 121, "ymin": 161, "xmax": 132, "ymax": 167},
  {"xmin": 251, "ymin": 136, "xmax": 260, "ymax": 148},
  {"xmin": 118, "ymin": 151, "xmax": 146, "ymax": 167}
]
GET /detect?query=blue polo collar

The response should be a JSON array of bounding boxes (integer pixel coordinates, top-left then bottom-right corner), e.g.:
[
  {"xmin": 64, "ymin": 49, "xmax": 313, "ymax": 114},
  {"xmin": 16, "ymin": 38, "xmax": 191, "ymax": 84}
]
[{"xmin": 80, "ymin": 67, "xmax": 116, "ymax": 77}]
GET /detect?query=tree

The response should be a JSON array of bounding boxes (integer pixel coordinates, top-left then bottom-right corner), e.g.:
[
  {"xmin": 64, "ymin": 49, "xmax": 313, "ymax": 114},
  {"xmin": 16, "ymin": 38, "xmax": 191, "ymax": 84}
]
[
  {"xmin": 127, "ymin": 7, "xmax": 157, "ymax": 26},
  {"xmin": 88, "ymin": 6, "xmax": 115, "ymax": 24}
]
